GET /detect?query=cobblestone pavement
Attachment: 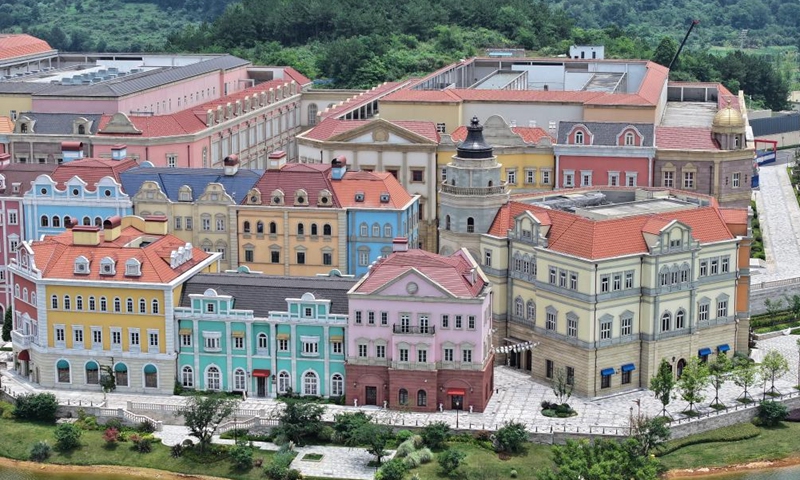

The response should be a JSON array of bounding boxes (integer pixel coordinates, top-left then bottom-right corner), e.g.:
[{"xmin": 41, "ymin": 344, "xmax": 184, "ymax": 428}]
[
  {"xmin": 753, "ymin": 163, "xmax": 800, "ymax": 283},
  {"xmin": 290, "ymin": 446, "xmax": 393, "ymax": 480}
]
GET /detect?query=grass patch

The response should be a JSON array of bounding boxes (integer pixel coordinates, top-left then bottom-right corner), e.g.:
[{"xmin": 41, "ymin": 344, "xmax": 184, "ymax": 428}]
[
  {"xmin": 301, "ymin": 453, "xmax": 323, "ymax": 462},
  {"xmin": 658, "ymin": 422, "xmax": 800, "ymax": 470},
  {"xmin": 657, "ymin": 423, "xmax": 761, "ymax": 457},
  {"xmin": 408, "ymin": 441, "xmax": 553, "ymax": 479},
  {"xmin": 541, "ymin": 409, "xmax": 578, "ymax": 418}
]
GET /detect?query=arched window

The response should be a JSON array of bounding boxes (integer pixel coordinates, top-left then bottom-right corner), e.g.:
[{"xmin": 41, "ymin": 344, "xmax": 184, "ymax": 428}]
[
  {"xmin": 526, "ymin": 300, "xmax": 536, "ymax": 320},
  {"xmin": 514, "ymin": 297, "xmax": 524, "ymax": 317},
  {"xmin": 278, "ymin": 371, "xmax": 291, "ymax": 393},
  {"xmin": 323, "ymin": 224, "xmax": 332, "ymax": 236},
  {"xmin": 78, "ymin": 124, "xmax": 86, "ymax": 135},
  {"xmin": 40, "ymin": 215, "xmax": 49, "ymax": 227},
  {"xmin": 114, "ymin": 297, "xmax": 121, "ymax": 313},
  {"xmin": 243, "ymin": 221, "xmax": 251, "ymax": 233},
  {"xmin": 624, "ymin": 132, "xmax": 635, "ymax": 146},
  {"xmin": 398, "ymin": 388, "xmax": 409, "ymax": 405},
  {"xmin": 303, "ymin": 371, "xmax": 318, "ymax": 396},
  {"xmin": 114, "ymin": 363, "xmax": 128, "ymax": 387},
  {"xmin": 257, "ymin": 332, "xmax": 268, "ymax": 351},
  {"xmin": 575, "ymin": 130, "xmax": 584, "ymax": 144},
  {"xmin": 82, "ymin": 216, "xmax": 91, "ymax": 226},
  {"xmin": 143, "ymin": 364, "xmax": 158, "ymax": 388},
  {"xmin": 88, "ymin": 296, "xmax": 96, "ymax": 311},
  {"xmin": 63, "ymin": 216, "xmax": 71, "ymax": 227},
  {"xmin": 75, "ymin": 295, "xmax": 83, "ymax": 311},
  {"xmin": 181, "ymin": 366, "xmax": 194, "ymax": 388},
  {"xmin": 14, "ymin": 285, "xmax": 19, "ymax": 298},
  {"xmin": 64, "ymin": 295, "xmax": 71, "ymax": 310},
  {"xmin": 384, "ymin": 224, "xmax": 392, "ymax": 237},
  {"xmin": 95, "ymin": 217, "xmax": 102, "ymax": 227},
  {"xmin": 661, "ymin": 312, "xmax": 671, "ymax": 332},
  {"xmin": 126, "ymin": 298, "xmax": 134, "ymax": 313},
  {"xmin": 297, "ymin": 223, "xmax": 304, "ymax": 236},
  {"xmin": 139, "ymin": 298, "xmax": 146, "ymax": 314},
  {"xmin": 466, "ymin": 217, "xmax": 475, "ymax": 233},
  {"xmin": 56, "ymin": 359, "xmax": 71, "ymax": 383},
  {"xmin": 360, "ymin": 223, "xmax": 368, "ymax": 236},
  {"xmin": 85, "ymin": 361, "xmax": 99, "ymax": 385},
  {"xmin": 100, "ymin": 297, "xmax": 107, "ymax": 312},
  {"xmin": 256, "ymin": 221, "xmax": 264, "ymax": 234},
  {"xmin": 311, "ymin": 223, "xmax": 318, "ymax": 236},
  {"xmin": 31, "ymin": 292, "xmax": 36, "ymax": 305},
  {"xmin": 677, "ymin": 359, "xmax": 687, "ymax": 379},
  {"xmin": 233, "ymin": 368, "xmax": 247, "ymax": 391},
  {"xmin": 152, "ymin": 299, "xmax": 160, "ymax": 314},
  {"xmin": 308, "ymin": 103, "xmax": 318, "ymax": 125},
  {"xmin": 269, "ymin": 222, "xmax": 277, "ymax": 234},
  {"xmin": 52, "ymin": 216, "xmax": 61, "ymax": 228},
  {"xmin": 331, "ymin": 374, "xmax": 343, "ymax": 397},
  {"xmin": 206, "ymin": 365, "xmax": 221, "ymax": 391},
  {"xmin": 676, "ymin": 309, "xmax": 686, "ymax": 329},
  {"xmin": 51, "ymin": 294, "xmax": 58, "ymax": 309},
  {"xmin": 417, "ymin": 389, "xmax": 427, "ymax": 406}
]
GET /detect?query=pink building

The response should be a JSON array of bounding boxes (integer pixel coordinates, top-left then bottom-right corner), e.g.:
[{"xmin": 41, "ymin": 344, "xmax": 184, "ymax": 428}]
[{"xmin": 345, "ymin": 240, "xmax": 494, "ymax": 413}]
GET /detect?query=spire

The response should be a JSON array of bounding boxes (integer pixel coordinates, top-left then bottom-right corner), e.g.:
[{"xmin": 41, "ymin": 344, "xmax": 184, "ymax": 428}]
[{"xmin": 456, "ymin": 116, "xmax": 493, "ymax": 159}]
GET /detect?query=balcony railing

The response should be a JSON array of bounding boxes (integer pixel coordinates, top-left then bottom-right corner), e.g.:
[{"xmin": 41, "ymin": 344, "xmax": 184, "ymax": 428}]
[
  {"xmin": 392, "ymin": 325, "xmax": 435, "ymax": 335},
  {"xmin": 440, "ymin": 184, "xmax": 508, "ymax": 196},
  {"xmin": 11, "ymin": 330, "xmax": 32, "ymax": 347}
]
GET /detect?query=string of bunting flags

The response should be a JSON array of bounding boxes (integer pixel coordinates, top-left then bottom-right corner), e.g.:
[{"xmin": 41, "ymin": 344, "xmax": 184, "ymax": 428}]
[{"xmin": 495, "ymin": 341, "xmax": 539, "ymax": 354}]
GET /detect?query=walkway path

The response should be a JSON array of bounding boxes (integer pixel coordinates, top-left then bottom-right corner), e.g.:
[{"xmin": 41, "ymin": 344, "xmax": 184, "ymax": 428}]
[{"xmin": 753, "ymin": 163, "xmax": 800, "ymax": 283}]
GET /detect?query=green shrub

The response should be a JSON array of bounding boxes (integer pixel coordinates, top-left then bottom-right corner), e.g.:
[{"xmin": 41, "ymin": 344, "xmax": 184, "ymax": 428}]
[
  {"xmin": 0, "ymin": 401, "xmax": 15, "ymax": 419},
  {"xmin": 264, "ymin": 451, "xmax": 298, "ymax": 480},
  {"xmin": 757, "ymin": 401, "xmax": 789, "ymax": 427},
  {"xmin": 103, "ymin": 418, "xmax": 123, "ymax": 431},
  {"xmin": 170, "ymin": 443, "xmax": 184, "ymax": 458},
  {"xmin": 402, "ymin": 451, "xmax": 422, "ymax": 468},
  {"xmin": 137, "ymin": 420, "xmax": 156, "ymax": 434},
  {"xmin": 15, "ymin": 393, "xmax": 59, "ymax": 423},
  {"xmin": 29, "ymin": 441, "xmax": 51, "ymax": 462},
  {"xmin": 657, "ymin": 423, "xmax": 761, "ymax": 456},
  {"xmin": 376, "ymin": 458, "xmax": 407, "ymax": 480},
  {"xmin": 220, "ymin": 428, "xmax": 250, "ymax": 440},
  {"xmin": 438, "ymin": 448, "xmax": 466, "ymax": 475},
  {"xmin": 317, "ymin": 425, "xmax": 335, "ymax": 442},
  {"xmin": 416, "ymin": 447, "xmax": 433, "ymax": 464},
  {"xmin": 229, "ymin": 443, "xmax": 254, "ymax": 471},
  {"xmin": 54, "ymin": 423, "xmax": 82, "ymax": 451},
  {"xmin": 129, "ymin": 433, "xmax": 152, "ymax": 453},
  {"xmin": 510, "ymin": 469, "xmax": 519, "ymax": 478},
  {"xmin": 395, "ymin": 439, "xmax": 416, "ymax": 458},
  {"xmin": 76, "ymin": 415, "xmax": 100, "ymax": 431},
  {"xmin": 411, "ymin": 434, "xmax": 424, "ymax": 449},
  {"xmin": 395, "ymin": 429, "xmax": 414, "ymax": 443},
  {"xmin": 494, "ymin": 421, "xmax": 527, "ymax": 454},
  {"xmin": 422, "ymin": 422, "xmax": 450, "ymax": 450},
  {"xmin": 332, "ymin": 411, "xmax": 371, "ymax": 445}
]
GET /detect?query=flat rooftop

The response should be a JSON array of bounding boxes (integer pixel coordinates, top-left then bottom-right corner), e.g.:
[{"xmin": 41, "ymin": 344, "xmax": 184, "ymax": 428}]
[
  {"xmin": 576, "ymin": 198, "xmax": 698, "ymax": 220},
  {"xmin": 661, "ymin": 101, "xmax": 718, "ymax": 128}
]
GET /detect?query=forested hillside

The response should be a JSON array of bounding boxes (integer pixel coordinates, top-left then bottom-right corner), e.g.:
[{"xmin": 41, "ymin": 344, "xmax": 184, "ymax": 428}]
[{"xmin": 0, "ymin": 0, "xmax": 793, "ymax": 109}]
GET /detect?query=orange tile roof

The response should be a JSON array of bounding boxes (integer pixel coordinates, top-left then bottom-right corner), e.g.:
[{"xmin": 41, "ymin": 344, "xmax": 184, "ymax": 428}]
[
  {"xmin": 719, "ymin": 208, "xmax": 749, "ymax": 224},
  {"xmin": 450, "ymin": 125, "xmax": 554, "ymax": 144},
  {"xmin": 283, "ymin": 67, "xmax": 312, "ymax": 86},
  {"xmin": 30, "ymin": 226, "xmax": 212, "ymax": 283},
  {"xmin": 49, "ymin": 157, "xmax": 138, "ymax": 190},
  {"xmin": 0, "ymin": 34, "xmax": 54, "ymax": 61},
  {"xmin": 488, "ymin": 201, "xmax": 736, "ymax": 260},
  {"xmin": 0, "ymin": 116, "xmax": 13, "ymax": 134},
  {"xmin": 353, "ymin": 248, "xmax": 486, "ymax": 297},
  {"xmin": 331, "ymin": 171, "xmax": 414, "ymax": 209},
  {"xmin": 656, "ymin": 126, "xmax": 720, "ymax": 150},
  {"xmin": 249, "ymin": 163, "xmax": 340, "ymax": 207}
]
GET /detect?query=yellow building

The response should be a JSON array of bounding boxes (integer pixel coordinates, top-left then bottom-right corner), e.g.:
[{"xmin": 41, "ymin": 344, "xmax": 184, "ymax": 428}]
[
  {"xmin": 8, "ymin": 215, "xmax": 219, "ymax": 394},
  {"xmin": 231, "ymin": 163, "xmax": 348, "ymax": 276}
]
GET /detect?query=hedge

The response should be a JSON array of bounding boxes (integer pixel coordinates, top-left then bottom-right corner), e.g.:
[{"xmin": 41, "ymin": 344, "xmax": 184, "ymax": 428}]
[{"xmin": 656, "ymin": 423, "xmax": 761, "ymax": 457}]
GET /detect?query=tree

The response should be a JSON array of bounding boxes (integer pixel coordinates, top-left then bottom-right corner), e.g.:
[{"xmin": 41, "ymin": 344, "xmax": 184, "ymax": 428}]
[
  {"xmin": 628, "ymin": 414, "xmax": 671, "ymax": 457},
  {"xmin": 376, "ymin": 458, "xmax": 407, "ymax": 480},
  {"xmin": 757, "ymin": 400, "xmax": 788, "ymax": 427},
  {"xmin": 493, "ymin": 421, "xmax": 527, "ymax": 454},
  {"xmin": 1, "ymin": 308, "xmax": 11, "ymax": 342},
  {"xmin": 438, "ymin": 448, "xmax": 466, "ymax": 476},
  {"xmin": 709, "ymin": 353, "xmax": 732, "ymax": 408},
  {"xmin": 54, "ymin": 423, "xmax": 82, "ymax": 451},
  {"xmin": 176, "ymin": 394, "xmax": 238, "ymax": 452},
  {"xmin": 273, "ymin": 399, "xmax": 324, "ymax": 446},
  {"xmin": 785, "ymin": 294, "xmax": 800, "ymax": 320},
  {"xmin": 649, "ymin": 359, "xmax": 675, "ymax": 418},
  {"xmin": 421, "ymin": 421, "xmax": 450, "ymax": 450},
  {"xmin": 732, "ymin": 359, "xmax": 759, "ymax": 403},
  {"xmin": 332, "ymin": 411, "xmax": 371, "ymax": 445},
  {"xmin": 651, "ymin": 36, "xmax": 677, "ymax": 68},
  {"xmin": 352, "ymin": 421, "xmax": 393, "ymax": 465},
  {"xmin": 677, "ymin": 358, "xmax": 710, "ymax": 414},
  {"xmin": 537, "ymin": 438, "xmax": 660, "ymax": 480},
  {"xmin": 552, "ymin": 367, "xmax": 574, "ymax": 405},
  {"xmin": 760, "ymin": 350, "xmax": 790, "ymax": 396},
  {"xmin": 15, "ymin": 393, "xmax": 59, "ymax": 423}
]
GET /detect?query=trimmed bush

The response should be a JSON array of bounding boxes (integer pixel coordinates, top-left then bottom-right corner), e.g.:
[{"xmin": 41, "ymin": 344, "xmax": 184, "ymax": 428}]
[
  {"xmin": 103, "ymin": 427, "xmax": 120, "ymax": 446},
  {"xmin": 494, "ymin": 421, "xmax": 528, "ymax": 454},
  {"xmin": 137, "ymin": 420, "xmax": 156, "ymax": 434},
  {"xmin": 410, "ymin": 434, "xmax": 424, "ymax": 449},
  {"xmin": 422, "ymin": 422, "xmax": 450, "ymax": 450},
  {"xmin": 29, "ymin": 441, "xmax": 51, "ymax": 462},
  {"xmin": 129, "ymin": 433, "xmax": 152, "ymax": 453},
  {"xmin": 103, "ymin": 418, "xmax": 123, "ymax": 431},
  {"xmin": 0, "ymin": 401, "xmax": 15, "ymax": 419},
  {"xmin": 395, "ymin": 439, "xmax": 415, "ymax": 458},
  {"xmin": 657, "ymin": 423, "xmax": 761, "ymax": 456},
  {"xmin": 54, "ymin": 423, "xmax": 82, "ymax": 451},
  {"xmin": 395, "ymin": 429, "xmax": 414, "ymax": 443},
  {"xmin": 15, "ymin": 393, "xmax": 58, "ymax": 423},
  {"xmin": 416, "ymin": 447, "xmax": 433, "ymax": 464},
  {"xmin": 438, "ymin": 448, "xmax": 466, "ymax": 475},
  {"xmin": 376, "ymin": 458, "xmax": 407, "ymax": 480},
  {"xmin": 757, "ymin": 401, "xmax": 789, "ymax": 427},
  {"xmin": 229, "ymin": 443, "xmax": 254, "ymax": 471}
]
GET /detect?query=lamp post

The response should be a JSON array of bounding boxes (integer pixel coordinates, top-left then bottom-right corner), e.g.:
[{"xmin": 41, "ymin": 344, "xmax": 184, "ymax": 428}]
[{"xmin": 455, "ymin": 399, "xmax": 460, "ymax": 430}]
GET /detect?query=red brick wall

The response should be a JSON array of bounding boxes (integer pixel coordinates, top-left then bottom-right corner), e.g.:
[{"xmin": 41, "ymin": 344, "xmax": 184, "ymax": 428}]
[{"xmin": 345, "ymin": 364, "xmax": 389, "ymax": 407}]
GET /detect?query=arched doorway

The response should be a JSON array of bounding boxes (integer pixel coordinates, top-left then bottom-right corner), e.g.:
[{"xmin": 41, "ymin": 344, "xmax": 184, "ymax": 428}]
[{"xmin": 676, "ymin": 358, "xmax": 686, "ymax": 379}]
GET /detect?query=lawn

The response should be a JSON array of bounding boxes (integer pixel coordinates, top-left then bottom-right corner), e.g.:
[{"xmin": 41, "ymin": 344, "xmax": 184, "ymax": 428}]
[
  {"xmin": 659, "ymin": 422, "xmax": 800, "ymax": 470},
  {"xmin": 407, "ymin": 442, "xmax": 553, "ymax": 479},
  {"xmin": 0, "ymin": 417, "xmax": 273, "ymax": 480}
]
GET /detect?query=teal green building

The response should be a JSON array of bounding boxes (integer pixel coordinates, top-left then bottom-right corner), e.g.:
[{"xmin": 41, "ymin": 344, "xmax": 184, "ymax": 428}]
[{"xmin": 176, "ymin": 271, "xmax": 355, "ymax": 398}]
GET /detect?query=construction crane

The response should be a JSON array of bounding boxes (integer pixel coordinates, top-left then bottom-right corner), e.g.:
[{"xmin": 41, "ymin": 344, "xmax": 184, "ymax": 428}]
[{"xmin": 668, "ymin": 19, "xmax": 700, "ymax": 71}]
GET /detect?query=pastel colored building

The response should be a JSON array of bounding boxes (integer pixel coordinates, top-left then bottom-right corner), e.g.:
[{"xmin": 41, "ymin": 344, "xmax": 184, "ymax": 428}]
[
  {"xmin": 553, "ymin": 121, "xmax": 656, "ymax": 188},
  {"xmin": 329, "ymin": 162, "xmax": 420, "ymax": 276},
  {"xmin": 176, "ymin": 272, "xmax": 356, "ymax": 397},
  {"xmin": 120, "ymin": 156, "xmax": 263, "ymax": 270},
  {"xmin": 22, "ymin": 153, "xmax": 137, "ymax": 240},
  {"xmin": 346, "ymin": 242, "xmax": 494, "ymax": 412},
  {"xmin": 232, "ymin": 162, "xmax": 348, "ymax": 276},
  {"xmin": 8, "ymin": 215, "xmax": 220, "ymax": 394},
  {"xmin": 0, "ymin": 159, "xmax": 57, "ymax": 317},
  {"xmin": 0, "ymin": 34, "xmax": 57, "ymax": 120}
]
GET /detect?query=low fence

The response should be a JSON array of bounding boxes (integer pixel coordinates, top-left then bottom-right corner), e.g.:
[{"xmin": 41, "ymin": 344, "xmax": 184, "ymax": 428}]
[{"xmin": 216, "ymin": 416, "xmax": 279, "ymax": 434}]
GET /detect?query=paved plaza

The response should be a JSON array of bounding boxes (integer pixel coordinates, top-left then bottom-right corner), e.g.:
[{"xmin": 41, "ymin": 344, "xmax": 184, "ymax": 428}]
[{"xmin": 753, "ymin": 162, "xmax": 800, "ymax": 283}]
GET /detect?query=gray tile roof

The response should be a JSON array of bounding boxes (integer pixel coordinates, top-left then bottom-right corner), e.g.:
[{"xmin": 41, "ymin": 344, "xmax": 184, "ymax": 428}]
[
  {"xmin": 181, "ymin": 272, "xmax": 357, "ymax": 316},
  {"xmin": 557, "ymin": 121, "xmax": 655, "ymax": 146},
  {"xmin": 17, "ymin": 112, "xmax": 102, "ymax": 134},
  {"xmin": 120, "ymin": 167, "xmax": 263, "ymax": 204},
  {"xmin": 0, "ymin": 82, "xmax": 52, "ymax": 94},
  {"xmin": 33, "ymin": 55, "xmax": 250, "ymax": 98}
]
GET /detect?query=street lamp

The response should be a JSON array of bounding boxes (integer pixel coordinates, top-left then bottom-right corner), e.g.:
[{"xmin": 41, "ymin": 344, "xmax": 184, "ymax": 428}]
[{"xmin": 455, "ymin": 399, "xmax": 460, "ymax": 429}]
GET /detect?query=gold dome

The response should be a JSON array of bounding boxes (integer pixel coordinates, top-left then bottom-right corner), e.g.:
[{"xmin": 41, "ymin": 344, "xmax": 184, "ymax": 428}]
[{"xmin": 712, "ymin": 100, "xmax": 745, "ymax": 133}]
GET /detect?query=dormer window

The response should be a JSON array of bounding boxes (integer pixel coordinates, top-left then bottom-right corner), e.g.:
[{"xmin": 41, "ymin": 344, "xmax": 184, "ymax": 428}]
[
  {"xmin": 294, "ymin": 189, "xmax": 307, "ymax": 206},
  {"xmin": 624, "ymin": 131, "xmax": 635, "ymax": 146},
  {"xmin": 271, "ymin": 189, "xmax": 284, "ymax": 205},
  {"xmin": 179, "ymin": 186, "xmax": 192, "ymax": 202},
  {"xmin": 100, "ymin": 257, "xmax": 116, "ymax": 275},
  {"xmin": 125, "ymin": 258, "xmax": 142, "ymax": 277},
  {"xmin": 19, "ymin": 123, "xmax": 28, "ymax": 133},
  {"xmin": 318, "ymin": 189, "xmax": 332, "ymax": 206},
  {"xmin": 355, "ymin": 192, "xmax": 365, "ymax": 202},
  {"xmin": 380, "ymin": 192, "xmax": 390, "ymax": 203},
  {"xmin": 74, "ymin": 256, "xmax": 90, "ymax": 275},
  {"xmin": 12, "ymin": 183, "xmax": 20, "ymax": 194},
  {"xmin": 575, "ymin": 130, "xmax": 584, "ymax": 145}
]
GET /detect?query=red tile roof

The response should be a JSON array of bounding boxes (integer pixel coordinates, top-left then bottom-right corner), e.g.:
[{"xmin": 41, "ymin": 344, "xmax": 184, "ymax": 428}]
[
  {"xmin": 450, "ymin": 125, "xmax": 554, "ymax": 144},
  {"xmin": 0, "ymin": 163, "xmax": 58, "ymax": 197},
  {"xmin": 331, "ymin": 171, "xmax": 414, "ymax": 209},
  {"xmin": 656, "ymin": 126, "xmax": 720, "ymax": 150},
  {"xmin": 0, "ymin": 34, "xmax": 54, "ymax": 61},
  {"xmin": 352, "ymin": 248, "xmax": 487, "ymax": 298},
  {"xmin": 381, "ymin": 89, "xmax": 463, "ymax": 103},
  {"xmin": 29, "ymin": 225, "xmax": 212, "ymax": 283},
  {"xmin": 302, "ymin": 118, "xmax": 439, "ymax": 143},
  {"xmin": 0, "ymin": 116, "xmax": 13, "ymax": 134},
  {"xmin": 249, "ymin": 163, "xmax": 340, "ymax": 207},
  {"xmin": 719, "ymin": 208, "xmax": 749, "ymax": 224},
  {"xmin": 283, "ymin": 67, "xmax": 312, "ymax": 86},
  {"xmin": 488, "ymin": 201, "xmax": 736, "ymax": 260},
  {"xmin": 49, "ymin": 157, "xmax": 138, "ymax": 190}
]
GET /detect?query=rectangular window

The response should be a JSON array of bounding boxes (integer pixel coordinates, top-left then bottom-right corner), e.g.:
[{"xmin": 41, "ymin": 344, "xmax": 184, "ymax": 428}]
[
  {"xmin": 700, "ymin": 260, "xmax": 708, "ymax": 277},
  {"xmin": 569, "ymin": 272, "xmax": 578, "ymax": 290},
  {"xmin": 663, "ymin": 171, "xmax": 674, "ymax": 188},
  {"xmin": 455, "ymin": 315, "xmax": 462, "ymax": 329},
  {"xmin": 484, "ymin": 250, "xmax": 492, "ymax": 267},
  {"xmin": 411, "ymin": 169, "xmax": 424, "ymax": 182},
  {"xmin": 111, "ymin": 329, "xmax": 121, "ymax": 349},
  {"xmin": 626, "ymin": 173, "xmax": 637, "ymax": 187},
  {"xmin": 233, "ymin": 336, "xmax": 244, "ymax": 350},
  {"xmin": 441, "ymin": 314, "xmax": 449, "ymax": 328},
  {"xmin": 621, "ymin": 317, "xmax": 632, "ymax": 336},
  {"xmin": 129, "ymin": 330, "xmax": 140, "ymax": 349},
  {"xmin": 601, "ymin": 373, "xmax": 611, "ymax": 389},
  {"xmin": 271, "ymin": 250, "xmax": 280, "ymax": 263},
  {"xmin": 683, "ymin": 171, "xmax": 695, "ymax": 189},
  {"xmin": 181, "ymin": 333, "xmax": 192, "ymax": 347},
  {"xmin": 506, "ymin": 168, "xmax": 517, "ymax": 185},
  {"xmin": 546, "ymin": 359, "xmax": 554, "ymax": 379},
  {"xmin": 722, "ymin": 257, "xmax": 730, "ymax": 273},
  {"xmin": 323, "ymin": 252, "xmax": 332, "ymax": 265},
  {"xmin": 376, "ymin": 345, "xmax": 386, "ymax": 358},
  {"xmin": 625, "ymin": 271, "xmax": 634, "ymax": 289},
  {"xmin": 600, "ymin": 320, "xmax": 612, "ymax": 340},
  {"xmin": 580, "ymin": 171, "xmax": 592, "ymax": 187},
  {"xmin": 73, "ymin": 327, "xmax": 84, "ymax": 345},
  {"xmin": 549, "ymin": 267, "xmax": 557, "ymax": 284},
  {"xmin": 296, "ymin": 252, "xmax": 306, "ymax": 264},
  {"xmin": 546, "ymin": 312, "xmax": 556, "ymax": 331},
  {"xmin": 541, "ymin": 170, "xmax": 551, "ymax": 185},
  {"xmin": 699, "ymin": 303, "xmax": 709, "ymax": 322},
  {"xmin": 302, "ymin": 340, "xmax": 319, "ymax": 356},
  {"xmin": 444, "ymin": 348, "xmax": 454, "ymax": 362},
  {"xmin": 717, "ymin": 300, "xmax": 728, "ymax": 318},
  {"xmin": 613, "ymin": 273, "xmax": 622, "ymax": 291},
  {"xmin": 600, "ymin": 275, "xmax": 610, "ymax": 292},
  {"xmin": 608, "ymin": 172, "xmax": 619, "ymax": 186},
  {"xmin": 358, "ymin": 344, "xmax": 368, "ymax": 357},
  {"xmin": 278, "ymin": 339, "xmax": 289, "ymax": 351},
  {"xmin": 559, "ymin": 269, "xmax": 567, "ymax": 287},
  {"xmin": 566, "ymin": 367, "xmax": 575, "ymax": 385},
  {"xmin": 167, "ymin": 154, "xmax": 177, "ymax": 168},
  {"xmin": 354, "ymin": 311, "xmax": 362, "ymax": 324},
  {"xmin": 564, "ymin": 172, "xmax": 574, "ymax": 188},
  {"xmin": 8, "ymin": 210, "xmax": 17, "ymax": 225},
  {"xmin": 732, "ymin": 172, "xmax": 740, "ymax": 188},
  {"xmin": 567, "ymin": 317, "xmax": 577, "ymax": 337},
  {"xmin": 441, "ymin": 168, "xmax": 447, "ymax": 182},
  {"xmin": 368, "ymin": 311, "xmax": 375, "ymax": 325},
  {"xmin": 204, "ymin": 335, "xmax": 220, "ymax": 351},
  {"xmin": 55, "ymin": 326, "xmax": 65, "ymax": 345},
  {"xmin": 462, "ymin": 349, "xmax": 472, "ymax": 363},
  {"xmin": 525, "ymin": 168, "xmax": 536, "ymax": 184},
  {"xmin": 710, "ymin": 259, "xmax": 719, "ymax": 275},
  {"xmin": 332, "ymin": 342, "xmax": 342, "ymax": 354},
  {"xmin": 174, "ymin": 217, "xmax": 182, "ymax": 230},
  {"xmin": 185, "ymin": 217, "xmax": 193, "ymax": 230},
  {"xmin": 92, "ymin": 328, "xmax": 102, "ymax": 347},
  {"xmin": 381, "ymin": 312, "xmax": 388, "ymax": 325},
  {"xmin": 202, "ymin": 217, "xmax": 211, "ymax": 231},
  {"xmin": 468, "ymin": 316, "xmax": 475, "ymax": 329},
  {"xmin": 399, "ymin": 348, "xmax": 408, "ymax": 362},
  {"xmin": 417, "ymin": 349, "xmax": 427, "ymax": 363}
]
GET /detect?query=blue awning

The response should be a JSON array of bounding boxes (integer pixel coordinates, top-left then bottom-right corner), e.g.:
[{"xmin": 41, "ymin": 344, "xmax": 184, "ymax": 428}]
[
  {"xmin": 698, "ymin": 348, "xmax": 712, "ymax": 357},
  {"xmin": 621, "ymin": 363, "xmax": 636, "ymax": 372},
  {"xmin": 600, "ymin": 368, "xmax": 615, "ymax": 376},
  {"xmin": 717, "ymin": 344, "xmax": 731, "ymax": 353}
]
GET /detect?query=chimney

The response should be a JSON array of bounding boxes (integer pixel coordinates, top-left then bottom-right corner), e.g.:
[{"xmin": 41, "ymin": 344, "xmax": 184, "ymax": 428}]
[
  {"xmin": 392, "ymin": 237, "xmax": 409, "ymax": 253},
  {"xmin": 143, "ymin": 215, "xmax": 169, "ymax": 235},
  {"xmin": 72, "ymin": 225, "xmax": 101, "ymax": 246},
  {"xmin": 268, "ymin": 150, "xmax": 287, "ymax": 170},
  {"xmin": 223, "ymin": 154, "xmax": 240, "ymax": 176},
  {"xmin": 331, "ymin": 156, "xmax": 347, "ymax": 180},
  {"xmin": 225, "ymin": 102, "xmax": 233, "ymax": 120},
  {"xmin": 61, "ymin": 141, "xmax": 84, "ymax": 163},
  {"xmin": 543, "ymin": 84, "xmax": 549, "ymax": 91},
  {"xmin": 206, "ymin": 109, "xmax": 214, "ymax": 127},
  {"xmin": 216, "ymin": 105, "xmax": 224, "ymax": 124},
  {"xmin": 103, "ymin": 216, "xmax": 122, "ymax": 242},
  {"xmin": 529, "ymin": 120, "xmax": 537, "ymax": 128},
  {"xmin": 110, "ymin": 144, "xmax": 127, "ymax": 161}
]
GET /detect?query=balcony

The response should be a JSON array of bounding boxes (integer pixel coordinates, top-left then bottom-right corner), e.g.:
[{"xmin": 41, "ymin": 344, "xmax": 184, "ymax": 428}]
[
  {"xmin": 440, "ymin": 184, "xmax": 508, "ymax": 196},
  {"xmin": 11, "ymin": 330, "xmax": 33, "ymax": 347},
  {"xmin": 392, "ymin": 325, "xmax": 435, "ymax": 335}
]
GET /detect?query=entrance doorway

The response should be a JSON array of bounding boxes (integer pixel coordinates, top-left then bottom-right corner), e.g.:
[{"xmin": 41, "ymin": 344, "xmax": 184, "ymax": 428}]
[
  {"xmin": 365, "ymin": 386, "xmax": 378, "ymax": 405},
  {"xmin": 525, "ymin": 350, "xmax": 532, "ymax": 371},
  {"xmin": 677, "ymin": 359, "xmax": 686, "ymax": 379},
  {"xmin": 451, "ymin": 395, "xmax": 464, "ymax": 410},
  {"xmin": 257, "ymin": 377, "xmax": 267, "ymax": 398}
]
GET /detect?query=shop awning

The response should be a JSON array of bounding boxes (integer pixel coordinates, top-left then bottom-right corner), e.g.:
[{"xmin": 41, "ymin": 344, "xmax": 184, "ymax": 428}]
[
  {"xmin": 144, "ymin": 364, "xmax": 157, "ymax": 374},
  {"xmin": 600, "ymin": 368, "xmax": 615, "ymax": 376},
  {"xmin": 85, "ymin": 361, "xmax": 99, "ymax": 371},
  {"xmin": 330, "ymin": 335, "xmax": 343, "ymax": 342},
  {"xmin": 621, "ymin": 364, "xmax": 635, "ymax": 372},
  {"xmin": 179, "ymin": 328, "xmax": 192, "ymax": 335},
  {"xmin": 698, "ymin": 348, "xmax": 712, "ymax": 357},
  {"xmin": 252, "ymin": 369, "xmax": 271, "ymax": 377},
  {"xmin": 57, "ymin": 359, "xmax": 69, "ymax": 369},
  {"xmin": 231, "ymin": 331, "xmax": 245, "ymax": 338},
  {"xmin": 717, "ymin": 344, "xmax": 731, "ymax": 353},
  {"xmin": 17, "ymin": 350, "xmax": 29, "ymax": 361},
  {"xmin": 447, "ymin": 389, "xmax": 466, "ymax": 396},
  {"xmin": 114, "ymin": 363, "xmax": 128, "ymax": 372},
  {"xmin": 276, "ymin": 333, "xmax": 290, "ymax": 340}
]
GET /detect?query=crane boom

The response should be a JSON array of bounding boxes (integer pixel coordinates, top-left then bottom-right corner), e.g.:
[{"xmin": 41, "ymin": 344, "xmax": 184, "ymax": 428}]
[{"xmin": 668, "ymin": 20, "xmax": 700, "ymax": 71}]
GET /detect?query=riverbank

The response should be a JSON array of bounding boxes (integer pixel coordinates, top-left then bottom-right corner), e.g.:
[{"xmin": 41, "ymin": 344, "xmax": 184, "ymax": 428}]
[
  {"xmin": 666, "ymin": 456, "xmax": 800, "ymax": 478},
  {"xmin": 0, "ymin": 456, "xmax": 228, "ymax": 480}
]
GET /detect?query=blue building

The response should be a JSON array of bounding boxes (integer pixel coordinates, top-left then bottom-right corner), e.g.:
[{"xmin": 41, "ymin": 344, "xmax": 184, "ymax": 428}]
[
  {"xmin": 22, "ymin": 150, "xmax": 137, "ymax": 240},
  {"xmin": 176, "ymin": 271, "xmax": 356, "ymax": 398},
  {"xmin": 329, "ymin": 162, "xmax": 420, "ymax": 276}
]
